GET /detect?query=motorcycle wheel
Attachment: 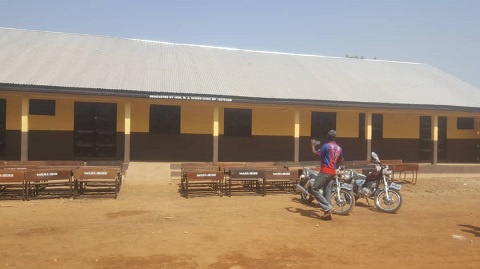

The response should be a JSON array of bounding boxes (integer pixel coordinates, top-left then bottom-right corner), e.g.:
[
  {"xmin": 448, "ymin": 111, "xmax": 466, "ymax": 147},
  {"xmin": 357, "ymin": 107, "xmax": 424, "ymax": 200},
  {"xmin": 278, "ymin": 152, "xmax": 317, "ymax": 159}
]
[
  {"xmin": 300, "ymin": 191, "xmax": 314, "ymax": 204},
  {"xmin": 298, "ymin": 178, "xmax": 315, "ymax": 204},
  {"xmin": 374, "ymin": 189, "xmax": 402, "ymax": 213},
  {"xmin": 331, "ymin": 190, "xmax": 355, "ymax": 215}
]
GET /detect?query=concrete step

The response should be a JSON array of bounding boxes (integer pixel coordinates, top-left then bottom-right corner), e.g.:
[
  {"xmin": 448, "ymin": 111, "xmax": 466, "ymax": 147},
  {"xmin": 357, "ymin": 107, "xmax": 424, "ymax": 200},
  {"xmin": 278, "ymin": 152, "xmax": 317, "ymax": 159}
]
[
  {"xmin": 123, "ymin": 162, "xmax": 174, "ymax": 184},
  {"xmin": 419, "ymin": 163, "xmax": 480, "ymax": 173}
]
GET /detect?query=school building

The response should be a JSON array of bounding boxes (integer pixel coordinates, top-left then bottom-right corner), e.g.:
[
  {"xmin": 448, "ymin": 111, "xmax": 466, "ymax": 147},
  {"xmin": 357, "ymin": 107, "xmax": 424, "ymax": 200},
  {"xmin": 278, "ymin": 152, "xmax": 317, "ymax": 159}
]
[{"xmin": 0, "ymin": 28, "xmax": 479, "ymax": 164}]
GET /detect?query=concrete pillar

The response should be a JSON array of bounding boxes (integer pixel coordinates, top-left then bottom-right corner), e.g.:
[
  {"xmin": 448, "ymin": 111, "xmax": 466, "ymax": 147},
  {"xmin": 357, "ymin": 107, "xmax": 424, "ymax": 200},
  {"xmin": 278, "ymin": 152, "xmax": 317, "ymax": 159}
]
[
  {"xmin": 213, "ymin": 106, "xmax": 219, "ymax": 163},
  {"xmin": 294, "ymin": 110, "xmax": 300, "ymax": 163},
  {"xmin": 366, "ymin": 111, "xmax": 372, "ymax": 161},
  {"xmin": 124, "ymin": 102, "xmax": 131, "ymax": 163},
  {"xmin": 432, "ymin": 115, "xmax": 438, "ymax": 165},
  {"xmin": 21, "ymin": 96, "xmax": 29, "ymax": 161}
]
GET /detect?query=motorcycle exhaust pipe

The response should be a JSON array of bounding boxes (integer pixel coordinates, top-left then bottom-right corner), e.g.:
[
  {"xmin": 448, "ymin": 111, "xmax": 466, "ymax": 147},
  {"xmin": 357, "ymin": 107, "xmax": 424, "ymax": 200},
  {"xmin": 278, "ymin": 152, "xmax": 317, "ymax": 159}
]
[{"xmin": 296, "ymin": 184, "xmax": 310, "ymax": 196}]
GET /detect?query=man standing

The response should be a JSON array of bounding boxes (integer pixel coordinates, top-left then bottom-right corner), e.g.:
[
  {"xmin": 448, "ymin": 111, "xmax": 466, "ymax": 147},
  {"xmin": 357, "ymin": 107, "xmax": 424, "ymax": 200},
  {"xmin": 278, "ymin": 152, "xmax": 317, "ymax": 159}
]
[{"xmin": 310, "ymin": 129, "xmax": 344, "ymax": 220}]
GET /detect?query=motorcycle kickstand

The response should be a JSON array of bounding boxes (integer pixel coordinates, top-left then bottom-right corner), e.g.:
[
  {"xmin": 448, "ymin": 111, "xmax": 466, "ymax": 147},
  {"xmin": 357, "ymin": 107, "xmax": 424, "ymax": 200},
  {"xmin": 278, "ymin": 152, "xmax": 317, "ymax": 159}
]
[{"xmin": 365, "ymin": 197, "xmax": 370, "ymax": 206}]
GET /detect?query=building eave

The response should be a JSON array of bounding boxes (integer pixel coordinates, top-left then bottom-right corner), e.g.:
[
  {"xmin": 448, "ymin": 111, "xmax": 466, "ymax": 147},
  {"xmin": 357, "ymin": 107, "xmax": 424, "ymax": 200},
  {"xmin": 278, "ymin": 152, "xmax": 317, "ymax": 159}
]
[{"xmin": 1, "ymin": 83, "xmax": 480, "ymax": 113}]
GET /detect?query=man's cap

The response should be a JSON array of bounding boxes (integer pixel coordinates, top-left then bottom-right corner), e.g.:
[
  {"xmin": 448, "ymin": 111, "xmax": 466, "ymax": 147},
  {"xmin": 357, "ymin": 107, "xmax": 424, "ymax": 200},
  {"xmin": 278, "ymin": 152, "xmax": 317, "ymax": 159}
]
[{"xmin": 327, "ymin": 130, "xmax": 336, "ymax": 139}]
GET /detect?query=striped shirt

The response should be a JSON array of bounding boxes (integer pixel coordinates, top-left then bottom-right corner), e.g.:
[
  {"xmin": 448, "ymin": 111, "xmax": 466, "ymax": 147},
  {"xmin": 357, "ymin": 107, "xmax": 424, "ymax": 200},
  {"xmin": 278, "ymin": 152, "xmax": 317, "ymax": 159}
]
[{"xmin": 316, "ymin": 141, "xmax": 344, "ymax": 175}]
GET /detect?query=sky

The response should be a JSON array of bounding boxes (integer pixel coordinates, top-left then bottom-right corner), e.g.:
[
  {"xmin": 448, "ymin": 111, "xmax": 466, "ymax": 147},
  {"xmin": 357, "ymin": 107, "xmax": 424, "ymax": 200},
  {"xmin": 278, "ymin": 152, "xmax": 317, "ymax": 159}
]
[{"xmin": 1, "ymin": 0, "xmax": 479, "ymax": 88}]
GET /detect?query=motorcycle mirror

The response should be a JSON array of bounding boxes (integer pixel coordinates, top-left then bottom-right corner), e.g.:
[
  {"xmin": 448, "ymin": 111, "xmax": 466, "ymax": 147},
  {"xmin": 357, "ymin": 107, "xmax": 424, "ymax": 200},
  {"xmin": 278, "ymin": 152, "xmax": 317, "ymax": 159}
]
[{"xmin": 371, "ymin": 152, "xmax": 380, "ymax": 162}]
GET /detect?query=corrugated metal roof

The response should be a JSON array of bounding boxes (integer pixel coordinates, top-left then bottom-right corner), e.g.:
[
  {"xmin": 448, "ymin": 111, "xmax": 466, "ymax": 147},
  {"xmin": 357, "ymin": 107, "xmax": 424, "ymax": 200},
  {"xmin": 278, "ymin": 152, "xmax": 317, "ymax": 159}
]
[{"xmin": 1, "ymin": 27, "xmax": 479, "ymax": 110}]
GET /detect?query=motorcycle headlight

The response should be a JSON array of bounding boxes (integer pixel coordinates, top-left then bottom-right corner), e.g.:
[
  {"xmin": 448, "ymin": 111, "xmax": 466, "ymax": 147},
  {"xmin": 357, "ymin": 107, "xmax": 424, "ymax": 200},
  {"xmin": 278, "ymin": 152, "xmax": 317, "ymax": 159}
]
[{"xmin": 383, "ymin": 169, "xmax": 392, "ymax": 176}]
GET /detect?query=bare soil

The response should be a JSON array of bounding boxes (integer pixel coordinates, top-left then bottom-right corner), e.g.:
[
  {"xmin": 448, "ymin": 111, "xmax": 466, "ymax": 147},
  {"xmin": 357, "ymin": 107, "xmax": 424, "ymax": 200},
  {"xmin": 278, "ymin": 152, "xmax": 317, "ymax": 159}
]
[{"xmin": 1, "ymin": 174, "xmax": 479, "ymax": 269}]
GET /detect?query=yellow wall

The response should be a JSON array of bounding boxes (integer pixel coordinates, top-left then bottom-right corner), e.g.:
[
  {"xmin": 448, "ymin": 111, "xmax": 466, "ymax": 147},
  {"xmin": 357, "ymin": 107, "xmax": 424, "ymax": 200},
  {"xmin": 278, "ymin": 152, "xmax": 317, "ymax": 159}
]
[
  {"xmin": 383, "ymin": 113, "xmax": 419, "ymax": 139},
  {"xmin": 29, "ymin": 98, "xmax": 73, "ymax": 131},
  {"xmin": 298, "ymin": 109, "xmax": 425, "ymax": 139},
  {"xmin": 27, "ymin": 97, "xmax": 125, "ymax": 132},
  {"xmin": 2, "ymin": 91, "xmax": 480, "ymax": 141},
  {"xmin": 217, "ymin": 105, "xmax": 297, "ymax": 136},
  {"xmin": 336, "ymin": 111, "xmax": 358, "ymax": 138},
  {"xmin": 252, "ymin": 107, "xmax": 294, "ymax": 136},
  {"xmin": 217, "ymin": 105, "xmax": 295, "ymax": 136},
  {"xmin": 117, "ymin": 102, "xmax": 125, "ymax": 132},
  {"xmin": 1, "ymin": 92, "xmax": 126, "ymax": 132},
  {"xmin": 299, "ymin": 110, "xmax": 311, "ymax": 137},
  {"xmin": 5, "ymin": 95, "xmax": 22, "ymax": 130},
  {"xmin": 218, "ymin": 107, "xmax": 224, "ymax": 135},
  {"xmin": 131, "ymin": 101, "xmax": 214, "ymax": 134},
  {"xmin": 299, "ymin": 110, "xmax": 359, "ymax": 138},
  {"xmin": 181, "ymin": 104, "xmax": 213, "ymax": 134},
  {"xmin": 131, "ymin": 101, "xmax": 149, "ymax": 132},
  {"xmin": 447, "ymin": 116, "xmax": 480, "ymax": 139}
]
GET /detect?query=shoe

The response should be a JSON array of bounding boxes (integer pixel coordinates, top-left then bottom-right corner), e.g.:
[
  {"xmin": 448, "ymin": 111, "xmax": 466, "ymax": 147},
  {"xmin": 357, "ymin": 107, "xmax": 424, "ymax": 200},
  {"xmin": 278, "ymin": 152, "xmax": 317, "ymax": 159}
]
[
  {"xmin": 324, "ymin": 208, "xmax": 335, "ymax": 217},
  {"xmin": 321, "ymin": 215, "xmax": 333, "ymax": 221}
]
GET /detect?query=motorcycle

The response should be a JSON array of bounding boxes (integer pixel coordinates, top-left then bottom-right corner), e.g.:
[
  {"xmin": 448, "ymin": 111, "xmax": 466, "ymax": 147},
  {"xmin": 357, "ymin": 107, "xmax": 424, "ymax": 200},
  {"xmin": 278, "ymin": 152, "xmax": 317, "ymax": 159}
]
[
  {"xmin": 296, "ymin": 166, "xmax": 355, "ymax": 215},
  {"xmin": 346, "ymin": 152, "xmax": 403, "ymax": 213}
]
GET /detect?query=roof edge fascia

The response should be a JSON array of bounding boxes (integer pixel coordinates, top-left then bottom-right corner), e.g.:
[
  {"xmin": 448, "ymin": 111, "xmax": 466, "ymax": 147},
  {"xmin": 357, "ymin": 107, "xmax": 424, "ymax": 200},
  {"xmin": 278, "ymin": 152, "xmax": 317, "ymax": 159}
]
[{"xmin": 1, "ymin": 83, "xmax": 479, "ymax": 113}]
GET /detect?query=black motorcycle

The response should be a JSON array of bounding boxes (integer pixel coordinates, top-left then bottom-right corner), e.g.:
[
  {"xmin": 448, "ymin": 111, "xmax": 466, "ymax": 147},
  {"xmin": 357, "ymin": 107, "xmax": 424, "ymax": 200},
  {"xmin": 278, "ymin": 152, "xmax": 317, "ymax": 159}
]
[{"xmin": 345, "ymin": 152, "xmax": 403, "ymax": 213}]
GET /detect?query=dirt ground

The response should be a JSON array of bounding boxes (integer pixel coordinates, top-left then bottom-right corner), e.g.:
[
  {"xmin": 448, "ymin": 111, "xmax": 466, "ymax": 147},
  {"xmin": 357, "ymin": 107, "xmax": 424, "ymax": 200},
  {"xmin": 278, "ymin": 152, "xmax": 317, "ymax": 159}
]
[{"xmin": 1, "ymin": 173, "xmax": 479, "ymax": 269}]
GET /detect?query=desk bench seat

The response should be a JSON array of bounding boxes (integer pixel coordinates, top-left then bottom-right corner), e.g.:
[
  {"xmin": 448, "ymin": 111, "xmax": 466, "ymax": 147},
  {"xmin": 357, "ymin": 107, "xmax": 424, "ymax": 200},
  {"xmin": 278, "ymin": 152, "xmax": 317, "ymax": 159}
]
[
  {"xmin": 391, "ymin": 163, "xmax": 419, "ymax": 184},
  {"xmin": 264, "ymin": 170, "xmax": 299, "ymax": 195},
  {"xmin": 0, "ymin": 169, "xmax": 26, "ymax": 200},
  {"xmin": 24, "ymin": 168, "xmax": 73, "ymax": 200},
  {"xmin": 73, "ymin": 167, "xmax": 122, "ymax": 199},
  {"xmin": 181, "ymin": 171, "xmax": 224, "ymax": 198},
  {"xmin": 225, "ymin": 168, "xmax": 266, "ymax": 197}
]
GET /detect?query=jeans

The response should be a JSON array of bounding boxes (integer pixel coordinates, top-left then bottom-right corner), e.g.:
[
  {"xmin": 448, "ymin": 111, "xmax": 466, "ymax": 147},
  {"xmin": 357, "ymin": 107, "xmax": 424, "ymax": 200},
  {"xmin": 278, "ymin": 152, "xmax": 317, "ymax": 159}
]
[{"xmin": 311, "ymin": 172, "xmax": 334, "ymax": 212}]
